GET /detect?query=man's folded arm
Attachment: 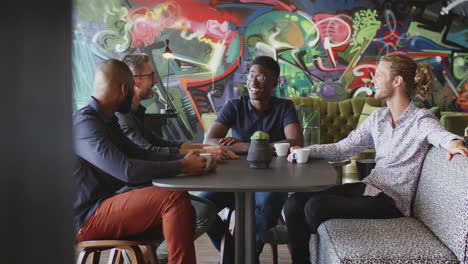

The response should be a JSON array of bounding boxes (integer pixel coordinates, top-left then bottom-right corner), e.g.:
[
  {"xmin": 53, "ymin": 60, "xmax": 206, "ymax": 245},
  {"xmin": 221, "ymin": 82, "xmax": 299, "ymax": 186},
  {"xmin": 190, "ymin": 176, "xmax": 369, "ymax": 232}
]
[
  {"xmin": 203, "ymin": 122, "xmax": 229, "ymax": 145},
  {"xmin": 204, "ymin": 122, "xmax": 250, "ymax": 153},
  {"xmin": 74, "ymin": 118, "xmax": 182, "ymax": 184},
  {"xmin": 118, "ymin": 116, "xmax": 179, "ymax": 154},
  {"xmin": 273, "ymin": 123, "xmax": 304, "ymax": 147},
  {"xmin": 308, "ymin": 116, "xmax": 374, "ymax": 161}
]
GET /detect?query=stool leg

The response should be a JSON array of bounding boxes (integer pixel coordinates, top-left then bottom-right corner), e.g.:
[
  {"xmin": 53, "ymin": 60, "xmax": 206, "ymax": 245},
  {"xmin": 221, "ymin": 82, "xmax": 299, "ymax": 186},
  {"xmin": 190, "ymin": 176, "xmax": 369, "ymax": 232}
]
[
  {"xmin": 270, "ymin": 244, "xmax": 278, "ymax": 264},
  {"xmin": 120, "ymin": 246, "xmax": 145, "ymax": 263},
  {"xmin": 89, "ymin": 251, "xmax": 101, "ymax": 264},
  {"xmin": 77, "ymin": 249, "xmax": 92, "ymax": 264},
  {"xmin": 142, "ymin": 245, "xmax": 159, "ymax": 264},
  {"xmin": 220, "ymin": 208, "xmax": 234, "ymax": 264},
  {"xmin": 108, "ymin": 248, "xmax": 124, "ymax": 264}
]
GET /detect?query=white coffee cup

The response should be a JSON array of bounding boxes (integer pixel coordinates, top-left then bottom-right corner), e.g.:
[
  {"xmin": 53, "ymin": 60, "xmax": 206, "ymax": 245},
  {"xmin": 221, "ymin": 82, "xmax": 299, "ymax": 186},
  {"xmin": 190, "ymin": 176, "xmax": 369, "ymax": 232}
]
[
  {"xmin": 293, "ymin": 148, "xmax": 311, "ymax": 164},
  {"xmin": 274, "ymin": 143, "xmax": 290, "ymax": 157},
  {"xmin": 200, "ymin": 153, "xmax": 212, "ymax": 168}
]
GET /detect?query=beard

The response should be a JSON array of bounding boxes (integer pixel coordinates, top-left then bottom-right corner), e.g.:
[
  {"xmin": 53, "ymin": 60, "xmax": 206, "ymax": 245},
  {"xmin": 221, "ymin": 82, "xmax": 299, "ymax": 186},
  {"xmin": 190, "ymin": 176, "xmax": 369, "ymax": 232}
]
[
  {"xmin": 117, "ymin": 90, "xmax": 133, "ymax": 114},
  {"xmin": 375, "ymin": 88, "xmax": 391, "ymax": 101},
  {"xmin": 143, "ymin": 87, "xmax": 154, "ymax": 100}
]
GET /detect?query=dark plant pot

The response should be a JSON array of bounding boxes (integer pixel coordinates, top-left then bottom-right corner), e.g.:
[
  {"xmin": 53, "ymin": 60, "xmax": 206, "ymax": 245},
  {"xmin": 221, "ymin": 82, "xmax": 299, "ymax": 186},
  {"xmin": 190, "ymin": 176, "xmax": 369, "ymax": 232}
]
[{"xmin": 247, "ymin": 139, "xmax": 273, "ymax": 169}]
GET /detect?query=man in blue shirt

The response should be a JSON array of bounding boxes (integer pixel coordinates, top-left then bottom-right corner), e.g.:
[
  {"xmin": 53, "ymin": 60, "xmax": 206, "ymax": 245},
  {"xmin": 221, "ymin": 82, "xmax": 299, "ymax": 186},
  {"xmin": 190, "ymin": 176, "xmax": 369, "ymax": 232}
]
[
  {"xmin": 204, "ymin": 56, "xmax": 303, "ymax": 153},
  {"xmin": 73, "ymin": 59, "xmax": 210, "ymax": 264},
  {"xmin": 201, "ymin": 56, "xmax": 303, "ymax": 263}
]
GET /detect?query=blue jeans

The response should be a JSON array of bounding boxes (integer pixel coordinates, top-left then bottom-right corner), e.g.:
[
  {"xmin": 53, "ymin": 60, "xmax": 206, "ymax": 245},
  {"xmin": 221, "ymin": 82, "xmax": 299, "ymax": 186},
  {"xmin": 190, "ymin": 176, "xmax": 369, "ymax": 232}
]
[{"xmin": 198, "ymin": 191, "xmax": 287, "ymax": 262}]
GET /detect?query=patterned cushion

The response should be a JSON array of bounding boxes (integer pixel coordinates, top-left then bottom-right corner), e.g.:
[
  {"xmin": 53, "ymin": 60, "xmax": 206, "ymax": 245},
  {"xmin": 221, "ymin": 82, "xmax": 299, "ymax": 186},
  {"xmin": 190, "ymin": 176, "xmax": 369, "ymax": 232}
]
[
  {"xmin": 317, "ymin": 218, "xmax": 458, "ymax": 264},
  {"xmin": 413, "ymin": 147, "xmax": 468, "ymax": 263}
]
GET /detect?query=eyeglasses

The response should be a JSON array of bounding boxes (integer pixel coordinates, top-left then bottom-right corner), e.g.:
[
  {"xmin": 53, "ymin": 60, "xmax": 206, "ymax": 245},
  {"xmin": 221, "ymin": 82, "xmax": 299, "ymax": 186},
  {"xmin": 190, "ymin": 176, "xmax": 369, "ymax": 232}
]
[
  {"xmin": 246, "ymin": 73, "xmax": 274, "ymax": 83},
  {"xmin": 133, "ymin": 72, "xmax": 155, "ymax": 78}
]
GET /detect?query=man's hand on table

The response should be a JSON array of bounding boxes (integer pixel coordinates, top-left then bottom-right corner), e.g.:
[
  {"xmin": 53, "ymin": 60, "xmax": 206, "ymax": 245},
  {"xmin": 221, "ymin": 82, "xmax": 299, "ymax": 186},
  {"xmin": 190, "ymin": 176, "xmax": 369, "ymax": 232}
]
[
  {"xmin": 181, "ymin": 151, "xmax": 215, "ymax": 176},
  {"xmin": 218, "ymin": 137, "xmax": 250, "ymax": 153},
  {"xmin": 219, "ymin": 137, "xmax": 241, "ymax": 146},
  {"xmin": 447, "ymin": 139, "xmax": 468, "ymax": 161},
  {"xmin": 201, "ymin": 146, "xmax": 239, "ymax": 160},
  {"xmin": 287, "ymin": 146, "xmax": 301, "ymax": 163}
]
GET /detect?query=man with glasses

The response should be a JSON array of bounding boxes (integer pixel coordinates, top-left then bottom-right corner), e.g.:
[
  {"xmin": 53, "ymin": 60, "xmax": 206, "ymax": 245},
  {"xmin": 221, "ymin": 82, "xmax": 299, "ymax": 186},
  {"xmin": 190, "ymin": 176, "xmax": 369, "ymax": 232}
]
[
  {"xmin": 117, "ymin": 54, "xmax": 237, "ymax": 264},
  {"xmin": 118, "ymin": 54, "xmax": 237, "ymax": 159},
  {"xmin": 201, "ymin": 55, "xmax": 303, "ymax": 263}
]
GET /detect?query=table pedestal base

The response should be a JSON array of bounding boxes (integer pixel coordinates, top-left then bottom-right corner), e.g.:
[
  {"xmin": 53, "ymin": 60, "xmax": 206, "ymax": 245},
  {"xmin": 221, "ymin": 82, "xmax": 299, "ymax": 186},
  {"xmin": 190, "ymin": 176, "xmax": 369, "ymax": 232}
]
[{"xmin": 234, "ymin": 192, "xmax": 256, "ymax": 264}]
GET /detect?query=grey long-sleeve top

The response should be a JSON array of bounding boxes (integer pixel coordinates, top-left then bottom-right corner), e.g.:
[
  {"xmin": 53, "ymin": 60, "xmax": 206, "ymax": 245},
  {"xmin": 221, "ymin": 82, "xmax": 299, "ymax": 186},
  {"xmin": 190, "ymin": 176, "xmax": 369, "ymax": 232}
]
[{"xmin": 115, "ymin": 104, "xmax": 183, "ymax": 154}]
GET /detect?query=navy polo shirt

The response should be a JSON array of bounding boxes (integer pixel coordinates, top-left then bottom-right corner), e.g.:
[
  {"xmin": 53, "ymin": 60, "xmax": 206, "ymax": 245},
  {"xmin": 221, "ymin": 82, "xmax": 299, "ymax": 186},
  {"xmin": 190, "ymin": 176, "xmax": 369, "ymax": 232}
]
[{"xmin": 215, "ymin": 96, "xmax": 300, "ymax": 142}]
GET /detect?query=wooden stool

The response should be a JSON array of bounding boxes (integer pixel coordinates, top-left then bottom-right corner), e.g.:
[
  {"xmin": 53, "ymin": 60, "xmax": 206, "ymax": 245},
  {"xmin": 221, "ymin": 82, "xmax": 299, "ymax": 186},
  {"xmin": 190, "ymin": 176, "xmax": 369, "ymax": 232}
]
[{"xmin": 76, "ymin": 240, "xmax": 158, "ymax": 264}]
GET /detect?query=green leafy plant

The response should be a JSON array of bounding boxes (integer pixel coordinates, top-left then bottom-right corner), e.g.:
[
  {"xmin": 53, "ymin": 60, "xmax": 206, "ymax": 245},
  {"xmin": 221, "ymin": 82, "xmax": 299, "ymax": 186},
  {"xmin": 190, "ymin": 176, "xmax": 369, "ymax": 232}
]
[
  {"xmin": 250, "ymin": 131, "xmax": 270, "ymax": 140},
  {"xmin": 298, "ymin": 109, "xmax": 318, "ymax": 128}
]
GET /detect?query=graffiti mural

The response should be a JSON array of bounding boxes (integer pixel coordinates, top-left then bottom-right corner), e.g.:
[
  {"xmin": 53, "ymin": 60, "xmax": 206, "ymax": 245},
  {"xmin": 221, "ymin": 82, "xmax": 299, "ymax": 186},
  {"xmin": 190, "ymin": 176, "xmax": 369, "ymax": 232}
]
[{"xmin": 73, "ymin": 0, "xmax": 468, "ymax": 141}]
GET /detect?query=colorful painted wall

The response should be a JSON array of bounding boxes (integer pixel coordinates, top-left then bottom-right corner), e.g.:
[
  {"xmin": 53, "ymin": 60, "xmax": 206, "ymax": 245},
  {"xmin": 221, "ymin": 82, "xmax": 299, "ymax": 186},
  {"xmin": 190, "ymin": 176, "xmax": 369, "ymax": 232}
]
[{"xmin": 73, "ymin": 0, "xmax": 468, "ymax": 141}]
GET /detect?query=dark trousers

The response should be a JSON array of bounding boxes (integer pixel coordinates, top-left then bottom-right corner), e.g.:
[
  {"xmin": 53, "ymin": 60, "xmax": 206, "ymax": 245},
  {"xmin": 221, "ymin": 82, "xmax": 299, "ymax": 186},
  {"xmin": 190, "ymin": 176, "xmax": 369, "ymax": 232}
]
[
  {"xmin": 283, "ymin": 182, "xmax": 403, "ymax": 264},
  {"xmin": 198, "ymin": 191, "xmax": 288, "ymax": 264}
]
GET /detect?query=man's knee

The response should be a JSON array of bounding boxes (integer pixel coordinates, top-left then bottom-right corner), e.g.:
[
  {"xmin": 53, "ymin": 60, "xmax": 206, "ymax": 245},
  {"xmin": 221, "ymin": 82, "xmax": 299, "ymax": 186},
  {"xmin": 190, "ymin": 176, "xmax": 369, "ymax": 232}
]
[
  {"xmin": 142, "ymin": 186, "xmax": 188, "ymax": 200},
  {"xmin": 284, "ymin": 193, "xmax": 308, "ymax": 217},
  {"xmin": 197, "ymin": 192, "xmax": 232, "ymax": 211},
  {"xmin": 193, "ymin": 199, "xmax": 217, "ymax": 227},
  {"xmin": 167, "ymin": 189, "xmax": 189, "ymax": 201},
  {"xmin": 303, "ymin": 197, "xmax": 325, "ymax": 232},
  {"xmin": 255, "ymin": 192, "xmax": 286, "ymax": 211}
]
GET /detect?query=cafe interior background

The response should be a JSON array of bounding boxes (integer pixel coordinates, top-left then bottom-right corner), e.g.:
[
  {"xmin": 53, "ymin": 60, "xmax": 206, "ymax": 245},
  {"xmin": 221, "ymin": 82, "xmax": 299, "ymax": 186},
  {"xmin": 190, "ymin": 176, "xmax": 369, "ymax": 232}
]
[{"xmin": 72, "ymin": 0, "xmax": 468, "ymax": 142}]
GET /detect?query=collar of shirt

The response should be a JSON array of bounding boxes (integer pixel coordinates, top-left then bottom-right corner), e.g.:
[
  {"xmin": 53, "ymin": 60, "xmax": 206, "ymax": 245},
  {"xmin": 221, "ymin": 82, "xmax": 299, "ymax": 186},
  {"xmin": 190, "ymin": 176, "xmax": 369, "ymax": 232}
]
[
  {"xmin": 395, "ymin": 102, "xmax": 416, "ymax": 126},
  {"xmin": 136, "ymin": 104, "xmax": 147, "ymax": 120},
  {"xmin": 89, "ymin": 96, "xmax": 118, "ymax": 124},
  {"xmin": 130, "ymin": 104, "xmax": 140, "ymax": 113},
  {"xmin": 131, "ymin": 104, "xmax": 146, "ymax": 118},
  {"xmin": 383, "ymin": 101, "xmax": 416, "ymax": 127},
  {"xmin": 246, "ymin": 96, "xmax": 275, "ymax": 115}
]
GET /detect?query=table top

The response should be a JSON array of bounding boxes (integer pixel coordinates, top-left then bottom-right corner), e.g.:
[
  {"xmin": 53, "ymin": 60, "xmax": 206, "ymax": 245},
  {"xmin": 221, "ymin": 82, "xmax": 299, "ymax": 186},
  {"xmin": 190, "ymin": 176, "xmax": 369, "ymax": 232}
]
[{"xmin": 153, "ymin": 156, "xmax": 337, "ymax": 192}]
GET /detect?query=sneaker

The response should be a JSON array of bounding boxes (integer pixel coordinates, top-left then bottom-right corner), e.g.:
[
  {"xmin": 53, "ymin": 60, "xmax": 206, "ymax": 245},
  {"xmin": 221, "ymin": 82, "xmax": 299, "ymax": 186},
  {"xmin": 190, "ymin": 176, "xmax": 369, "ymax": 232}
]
[{"xmin": 261, "ymin": 225, "xmax": 290, "ymax": 244}]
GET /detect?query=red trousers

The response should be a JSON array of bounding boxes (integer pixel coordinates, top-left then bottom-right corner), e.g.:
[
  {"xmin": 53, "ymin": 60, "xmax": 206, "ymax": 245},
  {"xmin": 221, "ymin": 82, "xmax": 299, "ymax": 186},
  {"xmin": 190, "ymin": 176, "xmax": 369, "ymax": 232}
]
[{"xmin": 77, "ymin": 186, "xmax": 196, "ymax": 264}]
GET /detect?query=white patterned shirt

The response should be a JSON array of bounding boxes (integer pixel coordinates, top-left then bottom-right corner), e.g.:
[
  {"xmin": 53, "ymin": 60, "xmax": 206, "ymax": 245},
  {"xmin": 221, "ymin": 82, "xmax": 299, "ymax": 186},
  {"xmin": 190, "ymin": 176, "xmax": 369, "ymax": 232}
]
[{"xmin": 307, "ymin": 102, "xmax": 462, "ymax": 216}]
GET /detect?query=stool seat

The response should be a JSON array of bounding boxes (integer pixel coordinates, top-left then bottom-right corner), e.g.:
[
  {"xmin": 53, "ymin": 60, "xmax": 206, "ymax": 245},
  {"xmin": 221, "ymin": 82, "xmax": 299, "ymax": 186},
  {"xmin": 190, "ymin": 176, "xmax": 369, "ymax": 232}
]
[
  {"xmin": 76, "ymin": 239, "xmax": 158, "ymax": 264},
  {"xmin": 76, "ymin": 240, "xmax": 147, "ymax": 248}
]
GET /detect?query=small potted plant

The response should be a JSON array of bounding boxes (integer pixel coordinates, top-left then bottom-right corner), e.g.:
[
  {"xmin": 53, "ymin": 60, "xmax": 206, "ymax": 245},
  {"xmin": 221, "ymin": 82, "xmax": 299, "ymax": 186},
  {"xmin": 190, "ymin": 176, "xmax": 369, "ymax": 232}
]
[
  {"xmin": 247, "ymin": 131, "xmax": 273, "ymax": 169},
  {"xmin": 297, "ymin": 105, "xmax": 320, "ymax": 146}
]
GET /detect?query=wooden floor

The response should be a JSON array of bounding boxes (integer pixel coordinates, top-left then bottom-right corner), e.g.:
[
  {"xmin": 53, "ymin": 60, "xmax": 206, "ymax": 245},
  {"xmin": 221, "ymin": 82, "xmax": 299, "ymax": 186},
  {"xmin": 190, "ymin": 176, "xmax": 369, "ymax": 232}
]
[{"xmin": 195, "ymin": 233, "xmax": 292, "ymax": 264}]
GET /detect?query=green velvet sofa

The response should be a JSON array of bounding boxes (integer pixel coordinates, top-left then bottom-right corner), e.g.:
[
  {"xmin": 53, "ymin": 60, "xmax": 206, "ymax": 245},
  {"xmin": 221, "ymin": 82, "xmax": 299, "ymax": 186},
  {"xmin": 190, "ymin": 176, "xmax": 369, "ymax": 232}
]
[
  {"xmin": 440, "ymin": 111, "xmax": 468, "ymax": 137},
  {"xmin": 288, "ymin": 97, "xmax": 467, "ymax": 141},
  {"xmin": 201, "ymin": 97, "xmax": 467, "ymax": 143},
  {"xmin": 288, "ymin": 97, "xmax": 387, "ymax": 144},
  {"xmin": 201, "ymin": 97, "xmax": 466, "ymax": 176},
  {"xmin": 201, "ymin": 97, "xmax": 387, "ymax": 141},
  {"xmin": 202, "ymin": 97, "xmax": 468, "ymax": 143}
]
